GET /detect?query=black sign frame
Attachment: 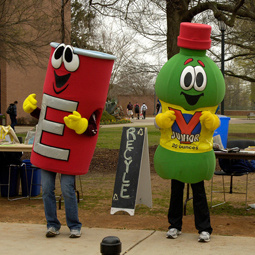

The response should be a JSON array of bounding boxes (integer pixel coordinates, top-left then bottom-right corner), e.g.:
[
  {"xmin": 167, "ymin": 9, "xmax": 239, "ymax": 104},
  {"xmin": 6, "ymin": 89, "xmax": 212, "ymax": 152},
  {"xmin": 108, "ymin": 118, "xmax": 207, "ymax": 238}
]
[{"xmin": 111, "ymin": 127, "xmax": 152, "ymax": 216}]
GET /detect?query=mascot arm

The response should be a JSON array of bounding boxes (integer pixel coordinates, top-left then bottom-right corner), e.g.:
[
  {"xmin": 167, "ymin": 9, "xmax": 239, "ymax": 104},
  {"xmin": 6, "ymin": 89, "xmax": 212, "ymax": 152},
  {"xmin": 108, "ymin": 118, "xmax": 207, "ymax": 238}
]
[
  {"xmin": 30, "ymin": 107, "xmax": 41, "ymax": 120},
  {"xmin": 64, "ymin": 111, "xmax": 97, "ymax": 136},
  {"xmin": 64, "ymin": 111, "xmax": 89, "ymax": 135},
  {"xmin": 84, "ymin": 112, "xmax": 97, "ymax": 136},
  {"xmin": 155, "ymin": 110, "xmax": 176, "ymax": 129},
  {"xmin": 200, "ymin": 111, "xmax": 220, "ymax": 131},
  {"xmin": 23, "ymin": 94, "xmax": 38, "ymax": 114}
]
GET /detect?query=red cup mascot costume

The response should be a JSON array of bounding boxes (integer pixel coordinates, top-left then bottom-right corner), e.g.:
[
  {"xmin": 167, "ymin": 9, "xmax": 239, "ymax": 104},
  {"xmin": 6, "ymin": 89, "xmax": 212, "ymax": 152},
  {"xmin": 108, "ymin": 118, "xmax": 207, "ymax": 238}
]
[{"xmin": 23, "ymin": 42, "xmax": 116, "ymax": 238}]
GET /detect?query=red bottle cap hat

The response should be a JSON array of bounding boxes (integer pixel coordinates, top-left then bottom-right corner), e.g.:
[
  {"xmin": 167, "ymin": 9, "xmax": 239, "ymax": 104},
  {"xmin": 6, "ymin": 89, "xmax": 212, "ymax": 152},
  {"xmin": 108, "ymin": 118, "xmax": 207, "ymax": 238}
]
[{"xmin": 177, "ymin": 22, "xmax": 212, "ymax": 50}]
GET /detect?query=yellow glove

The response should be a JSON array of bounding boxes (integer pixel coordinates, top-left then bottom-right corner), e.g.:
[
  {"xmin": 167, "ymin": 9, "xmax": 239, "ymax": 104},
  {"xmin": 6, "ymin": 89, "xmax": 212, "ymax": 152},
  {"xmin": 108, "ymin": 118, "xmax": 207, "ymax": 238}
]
[
  {"xmin": 200, "ymin": 111, "xmax": 220, "ymax": 131},
  {"xmin": 64, "ymin": 111, "xmax": 88, "ymax": 135},
  {"xmin": 155, "ymin": 110, "xmax": 176, "ymax": 129},
  {"xmin": 23, "ymin": 94, "xmax": 37, "ymax": 113}
]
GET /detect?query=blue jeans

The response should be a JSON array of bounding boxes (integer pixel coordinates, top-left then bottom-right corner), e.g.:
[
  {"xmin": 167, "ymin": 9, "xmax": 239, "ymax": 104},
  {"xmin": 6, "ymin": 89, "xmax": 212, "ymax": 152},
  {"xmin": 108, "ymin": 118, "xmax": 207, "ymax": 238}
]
[
  {"xmin": 41, "ymin": 169, "xmax": 82, "ymax": 231},
  {"xmin": 10, "ymin": 114, "xmax": 17, "ymax": 131}
]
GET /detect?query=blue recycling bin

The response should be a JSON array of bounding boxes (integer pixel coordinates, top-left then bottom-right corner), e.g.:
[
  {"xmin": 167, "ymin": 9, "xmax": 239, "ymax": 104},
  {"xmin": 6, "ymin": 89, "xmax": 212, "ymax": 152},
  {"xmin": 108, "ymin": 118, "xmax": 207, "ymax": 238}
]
[
  {"xmin": 213, "ymin": 115, "xmax": 231, "ymax": 149},
  {"xmin": 0, "ymin": 166, "xmax": 20, "ymax": 197},
  {"xmin": 21, "ymin": 160, "xmax": 41, "ymax": 197}
]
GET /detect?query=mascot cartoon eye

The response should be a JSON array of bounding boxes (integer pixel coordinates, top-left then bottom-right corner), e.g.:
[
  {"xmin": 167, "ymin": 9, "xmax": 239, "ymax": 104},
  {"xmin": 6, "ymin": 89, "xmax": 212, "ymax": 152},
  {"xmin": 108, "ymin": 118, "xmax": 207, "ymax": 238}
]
[
  {"xmin": 63, "ymin": 45, "xmax": 80, "ymax": 72},
  {"xmin": 194, "ymin": 66, "xmax": 207, "ymax": 91},
  {"xmin": 180, "ymin": 66, "xmax": 195, "ymax": 90},
  {"xmin": 51, "ymin": 43, "xmax": 65, "ymax": 69}
]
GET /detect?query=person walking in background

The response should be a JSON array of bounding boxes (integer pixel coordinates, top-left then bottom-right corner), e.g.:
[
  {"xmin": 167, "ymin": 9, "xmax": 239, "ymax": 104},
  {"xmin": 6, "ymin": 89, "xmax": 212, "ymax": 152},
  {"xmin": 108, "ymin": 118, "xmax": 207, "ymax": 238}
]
[
  {"xmin": 6, "ymin": 101, "xmax": 18, "ymax": 131},
  {"xmin": 126, "ymin": 102, "xmax": 133, "ymax": 119},
  {"xmin": 134, "ymin": 102, "xmax": 140, "ymax": 119},
  {"xmin": 156, "ymin": 100, "xmax": 161, "ymax": 114},
  {"xmin": 141, "ymin": 103, "xmax": 148, "ymax": 119}
]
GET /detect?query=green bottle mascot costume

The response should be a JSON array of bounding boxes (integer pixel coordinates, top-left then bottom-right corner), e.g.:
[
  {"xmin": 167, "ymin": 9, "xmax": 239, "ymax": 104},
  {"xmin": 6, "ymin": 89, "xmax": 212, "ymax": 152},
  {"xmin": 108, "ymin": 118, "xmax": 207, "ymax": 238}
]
[
  {"xmin": 154, "ymin": 23, "xmax": 225, "ymax": 184},
  {"xmin": 154, "ymin": 22, "xmax": 225, "ymax": 242}
]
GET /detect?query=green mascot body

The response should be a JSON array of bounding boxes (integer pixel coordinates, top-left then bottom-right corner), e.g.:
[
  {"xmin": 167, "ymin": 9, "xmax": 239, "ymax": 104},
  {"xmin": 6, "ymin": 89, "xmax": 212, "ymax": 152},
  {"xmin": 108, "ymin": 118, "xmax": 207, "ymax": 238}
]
[{"xmin": 154, "ymin": 23, "xmax": 226, "ymax": 184}]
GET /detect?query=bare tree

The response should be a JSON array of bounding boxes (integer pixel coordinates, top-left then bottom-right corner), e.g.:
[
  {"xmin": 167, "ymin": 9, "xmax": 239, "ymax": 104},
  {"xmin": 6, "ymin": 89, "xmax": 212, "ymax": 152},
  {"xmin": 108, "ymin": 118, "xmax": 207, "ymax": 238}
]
[
  {"xmin": 90, "ymin": 0, "xmax": 255, "ymax": 80},
  {"xmin": 61, "ymin": 0, "xmax": 70, "ymax": 43},
  {"xmin": 100, "ymin": 26, "xmax": 157, "ymax": 97},
  {"xmin": 71, "ymin": 0, "xmax": 99, "ymax": 49},
  {"xmin": 0, "ymin": 0, "xmax": 67, "ymax": 67}
]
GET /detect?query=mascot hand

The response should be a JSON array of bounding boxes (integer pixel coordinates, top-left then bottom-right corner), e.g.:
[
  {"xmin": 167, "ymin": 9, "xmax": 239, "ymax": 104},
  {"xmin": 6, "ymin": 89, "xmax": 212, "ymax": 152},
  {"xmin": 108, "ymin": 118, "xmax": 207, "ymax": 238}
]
[
  {"xmin": 155, "ymin": 110, "xmax": 176, "ymax": 129},
  {"xmin": 23, "ymin": 94, "xmax": 37, "ymax": 113},
  {"xmin": 200, "ymin": 111, "xmax": 220, "ymax": 131},
  {"xmin": 64, "ymin": 111, "xmax": 88, "ymax": 134}
]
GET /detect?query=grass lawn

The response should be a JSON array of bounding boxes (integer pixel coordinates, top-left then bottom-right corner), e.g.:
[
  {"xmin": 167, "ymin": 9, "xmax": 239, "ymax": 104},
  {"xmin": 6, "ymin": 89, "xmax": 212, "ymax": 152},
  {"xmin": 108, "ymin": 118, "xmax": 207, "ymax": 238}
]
[
  {"xmin": 16, "ymin": 122, "xmax": 255, "ymax": 148},
  {"xmin": 97, "ymin": 126, "xmax": 160, "ymax": 149},
  {"xmin": 228, "ymin": 123, "xmax": 255, "ymax": 133},
  {"xmin": 96, "ymin": 123, "xmax": 255, "ymax": 149},
  {"xmin": 13, "ymin": 122, "xmax": 255, "ymax": 219}
]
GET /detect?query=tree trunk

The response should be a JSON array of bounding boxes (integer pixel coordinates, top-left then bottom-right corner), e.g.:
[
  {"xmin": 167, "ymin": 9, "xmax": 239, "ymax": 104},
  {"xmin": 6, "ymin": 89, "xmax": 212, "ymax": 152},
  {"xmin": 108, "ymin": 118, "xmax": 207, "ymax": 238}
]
[
  {"xmin": 61, "ymin": 0, "xmax": 65, "ymax": 43},
  {"xmin": 166, "ymin": 0, "xmax": 193, "ymax": 59},
  {"xmin": 250, "ymin": 82, "xmax": 255, "ymax": 110}
]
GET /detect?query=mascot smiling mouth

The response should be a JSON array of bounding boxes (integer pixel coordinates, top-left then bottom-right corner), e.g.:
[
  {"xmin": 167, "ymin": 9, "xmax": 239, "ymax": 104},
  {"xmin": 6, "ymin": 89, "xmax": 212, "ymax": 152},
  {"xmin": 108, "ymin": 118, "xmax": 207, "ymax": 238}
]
[
  {"xmin": 53, "ymin": 71, "xmax": 71, "ymax": 94},
  {"xmin": 181, "ymin": 92, "xmax": 204, "ymax": 106}
]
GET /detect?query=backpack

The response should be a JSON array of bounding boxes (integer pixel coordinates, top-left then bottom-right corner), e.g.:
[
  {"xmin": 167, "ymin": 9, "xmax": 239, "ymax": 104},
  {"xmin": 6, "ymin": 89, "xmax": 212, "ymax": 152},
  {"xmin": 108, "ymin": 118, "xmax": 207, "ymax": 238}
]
[
  {"xmin": 141, "ymin": 105, "xmax": 147, "ymax": 111},
  {"xmin": 219, "ymin": 158, "xmax": 255, "ymax": 174},
  {"xmin": 127, "ymin": 104, "xmax": 133, "ymax": 110},
  {"xmin": 6, "ymin": 104, "xmax": 15, "ymax": 115},
  {"xmin": 135, "ymin": 104, "xmax": 139, "ymax": 112}
]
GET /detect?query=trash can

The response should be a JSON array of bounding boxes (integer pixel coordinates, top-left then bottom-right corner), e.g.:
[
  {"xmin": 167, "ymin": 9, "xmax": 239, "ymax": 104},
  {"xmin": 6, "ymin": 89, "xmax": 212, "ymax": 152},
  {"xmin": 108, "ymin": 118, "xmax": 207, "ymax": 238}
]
[
  {"xmin": 0, "ymin": 165, "xmax": 20, "ymax": 197},
  {"xmin": 0, "ymin": 114, "xmax": 6, "ymax": 125},
  {"xmin": 213, "ymin": 115, "xmax": 231, "ymax": 149},
  {"xmin": 21, "ymin": 160, "xmax": 41, "ymax": 197}
]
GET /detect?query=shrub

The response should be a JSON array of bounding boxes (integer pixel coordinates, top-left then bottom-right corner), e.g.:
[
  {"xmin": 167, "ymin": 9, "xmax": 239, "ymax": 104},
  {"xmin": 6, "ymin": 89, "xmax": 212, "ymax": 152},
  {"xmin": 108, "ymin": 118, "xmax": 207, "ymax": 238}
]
[
  {"xmin": 100, "ymin": 111, "xmax": 131, "ymax": 125},
  {"xmin": 100, "ymin": 111, "xmax": 116, "ymax": 123}
]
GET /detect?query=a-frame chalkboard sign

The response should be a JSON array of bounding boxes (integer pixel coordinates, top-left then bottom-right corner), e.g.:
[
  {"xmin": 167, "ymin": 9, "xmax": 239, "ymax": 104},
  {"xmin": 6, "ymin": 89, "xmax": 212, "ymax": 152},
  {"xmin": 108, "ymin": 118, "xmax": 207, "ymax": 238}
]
[{"xmin": 110, "ymin": 127, "xmax": 152, "ymax": 216}]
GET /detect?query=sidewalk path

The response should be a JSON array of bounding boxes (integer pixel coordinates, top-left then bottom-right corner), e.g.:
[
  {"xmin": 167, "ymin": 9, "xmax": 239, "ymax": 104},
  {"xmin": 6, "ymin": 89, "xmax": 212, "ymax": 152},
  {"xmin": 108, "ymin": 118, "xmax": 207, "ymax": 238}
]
[
  {"xmin": 102, "ymin": 117, "xmax": 155, "ymax": 129},
  {"xmin": 14, "ymin": 117, "xmax": 156, "ymax": 134},
  {"xmin": 1, "ymin": 223, "xmax": 254, "ymax": 255},
  {"xmin": 15, "ymin": 117, "xmax": 255, "ymax": 134}
]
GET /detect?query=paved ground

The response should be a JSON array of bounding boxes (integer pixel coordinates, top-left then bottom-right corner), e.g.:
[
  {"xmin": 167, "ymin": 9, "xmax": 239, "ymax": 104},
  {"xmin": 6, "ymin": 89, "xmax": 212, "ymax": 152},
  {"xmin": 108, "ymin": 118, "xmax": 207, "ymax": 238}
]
[
  {"xmin": 105, "ymin": 116, "xmax": 255, "ymax": 127},
  {"xmin": 14, "ymin": 117, "xmax": 155, "ymax": 134},
  {"xmin": 1, "ymin": 222, "xmax": 255, "ymax": 255},
  {"xmin": 229, "ymin": 118, "xmax": 255, "ymax": 124}
]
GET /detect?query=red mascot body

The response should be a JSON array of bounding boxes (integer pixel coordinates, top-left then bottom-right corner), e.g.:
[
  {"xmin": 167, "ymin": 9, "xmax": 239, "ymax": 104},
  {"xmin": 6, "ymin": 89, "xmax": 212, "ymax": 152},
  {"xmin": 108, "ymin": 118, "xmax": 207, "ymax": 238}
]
[{"xmin": 29, "ymin": 42, "xmax": 116, "ymax": 175}]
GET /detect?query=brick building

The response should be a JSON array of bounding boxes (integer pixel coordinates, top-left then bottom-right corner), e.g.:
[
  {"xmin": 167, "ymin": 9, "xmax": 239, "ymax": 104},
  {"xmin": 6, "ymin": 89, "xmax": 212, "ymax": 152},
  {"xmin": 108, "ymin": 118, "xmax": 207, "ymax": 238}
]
[{"xmin": 0, "ymin": 1, "xmax": 71, "ymax": 125}]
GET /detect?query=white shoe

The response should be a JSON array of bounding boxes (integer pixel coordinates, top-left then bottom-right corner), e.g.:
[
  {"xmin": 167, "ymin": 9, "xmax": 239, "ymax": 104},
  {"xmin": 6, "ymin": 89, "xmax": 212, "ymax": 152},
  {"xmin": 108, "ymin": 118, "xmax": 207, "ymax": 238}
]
[
  {"xmin": 70, "ymin": 229, "xmax": 81, "ymax": 238},
  {"xmin": 46, "ymin": 227, "xmax": 60, "ymax": 237},
  {"xmin": 166, "ymin": 228, "xmax": 182, "ymax": 239},
  {"xmin": 198, "ymin": 231, "xmax": 210, "ymax": 242}
]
